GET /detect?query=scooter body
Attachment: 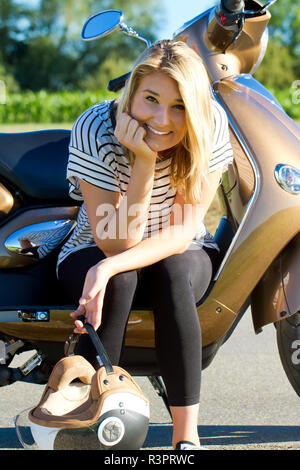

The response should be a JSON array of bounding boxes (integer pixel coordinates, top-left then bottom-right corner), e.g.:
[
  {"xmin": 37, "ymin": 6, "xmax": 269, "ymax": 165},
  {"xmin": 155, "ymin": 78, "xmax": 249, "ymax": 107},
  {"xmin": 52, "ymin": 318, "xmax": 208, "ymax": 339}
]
[{"xmin": 0, "ymin": 1, "xmax": 299, "ymax": 393}]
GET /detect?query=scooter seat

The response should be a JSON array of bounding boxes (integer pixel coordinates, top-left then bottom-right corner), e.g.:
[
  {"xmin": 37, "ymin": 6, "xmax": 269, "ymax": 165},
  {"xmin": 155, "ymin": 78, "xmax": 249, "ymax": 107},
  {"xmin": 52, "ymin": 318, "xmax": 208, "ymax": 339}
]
[{"xmin": 0, "ymin": 129, "xmax": 72, "ymax": 200}]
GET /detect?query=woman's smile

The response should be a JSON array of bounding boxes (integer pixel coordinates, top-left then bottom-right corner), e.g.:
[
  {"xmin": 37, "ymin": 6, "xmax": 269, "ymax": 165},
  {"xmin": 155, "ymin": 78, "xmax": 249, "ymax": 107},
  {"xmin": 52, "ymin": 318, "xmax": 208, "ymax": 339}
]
[{"xmin": 145, "ymin": 124, "xmax": 172, "ymax": 137}]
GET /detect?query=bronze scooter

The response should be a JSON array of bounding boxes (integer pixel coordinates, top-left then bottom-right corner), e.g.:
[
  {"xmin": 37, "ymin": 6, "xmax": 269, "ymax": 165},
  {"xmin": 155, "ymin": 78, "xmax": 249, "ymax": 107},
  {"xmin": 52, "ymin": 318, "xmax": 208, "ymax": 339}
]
[{"xmin": 0, "ymin": 0, "xmax": 299, "ymax": 410}]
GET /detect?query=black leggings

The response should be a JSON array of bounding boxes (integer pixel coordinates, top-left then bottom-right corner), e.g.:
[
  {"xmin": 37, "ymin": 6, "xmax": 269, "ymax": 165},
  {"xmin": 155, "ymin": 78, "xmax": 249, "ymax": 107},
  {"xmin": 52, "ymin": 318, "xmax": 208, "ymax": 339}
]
[{"xmin": 57, "ymin": 245, "xmax": 220, "ymax": 406}]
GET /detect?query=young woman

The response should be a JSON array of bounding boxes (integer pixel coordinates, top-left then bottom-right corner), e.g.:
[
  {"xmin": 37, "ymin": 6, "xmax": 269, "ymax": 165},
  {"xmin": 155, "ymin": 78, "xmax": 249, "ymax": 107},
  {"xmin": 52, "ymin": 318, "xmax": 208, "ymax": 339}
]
[{"xmin": 57, "ymin": 40, "xmax": 233, "ymax": 450}]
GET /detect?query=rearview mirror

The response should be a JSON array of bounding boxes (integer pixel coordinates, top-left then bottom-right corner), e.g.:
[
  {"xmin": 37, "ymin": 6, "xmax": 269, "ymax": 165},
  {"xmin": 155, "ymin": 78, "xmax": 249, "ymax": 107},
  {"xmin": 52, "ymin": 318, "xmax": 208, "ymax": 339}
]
[
  {"xmin": 81, "ymin": 9, "xmax": 151, "ymax": 47},
  {"xmin": 81, "ymin": 9, "xmax": 123, "ymax": 41}
]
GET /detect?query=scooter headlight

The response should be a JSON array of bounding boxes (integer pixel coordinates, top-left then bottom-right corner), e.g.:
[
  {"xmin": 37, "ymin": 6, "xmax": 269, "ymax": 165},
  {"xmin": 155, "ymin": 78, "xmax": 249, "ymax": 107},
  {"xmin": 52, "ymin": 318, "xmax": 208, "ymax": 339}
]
[{"xmin": 274, "ymin": 164, "xmax": 300, "ymax": 195}]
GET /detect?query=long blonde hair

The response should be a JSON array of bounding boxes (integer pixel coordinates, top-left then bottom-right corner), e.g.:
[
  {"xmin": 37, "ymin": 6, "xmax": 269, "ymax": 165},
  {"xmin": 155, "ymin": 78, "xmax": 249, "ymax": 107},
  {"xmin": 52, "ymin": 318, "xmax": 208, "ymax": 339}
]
[{"xmin": 116, "ymin": 40, "xmax": 214, "ymax": 204}]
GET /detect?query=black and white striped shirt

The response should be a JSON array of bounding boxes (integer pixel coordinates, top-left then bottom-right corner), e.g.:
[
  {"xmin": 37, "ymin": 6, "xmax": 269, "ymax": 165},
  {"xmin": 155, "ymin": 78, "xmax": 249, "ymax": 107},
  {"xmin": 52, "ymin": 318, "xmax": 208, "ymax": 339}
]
[{"xmin": 56, "ymin": 99, "xmax": 233, "ymax": 271}]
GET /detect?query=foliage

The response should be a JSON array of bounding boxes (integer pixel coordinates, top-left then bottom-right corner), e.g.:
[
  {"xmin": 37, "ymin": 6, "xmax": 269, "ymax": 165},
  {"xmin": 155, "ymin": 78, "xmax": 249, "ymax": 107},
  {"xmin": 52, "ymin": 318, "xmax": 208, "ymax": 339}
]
[
  {"xmin": 254, "ymin": 1, "xmax": 300, "ymax": 89},
  {"xmin": 253, "ymin": 39, "xmax": 297, "ymax": 90},
  {"xmin": 272, "ymin": 88, "xmax": 300, "ymax": 120},
  {"xmin": 0, "ymin": 0, "xmax": 162, "ymax": 92},
  {"xmin": 0, "ymin": 89, "xmax": 116, "ymax": 123}
]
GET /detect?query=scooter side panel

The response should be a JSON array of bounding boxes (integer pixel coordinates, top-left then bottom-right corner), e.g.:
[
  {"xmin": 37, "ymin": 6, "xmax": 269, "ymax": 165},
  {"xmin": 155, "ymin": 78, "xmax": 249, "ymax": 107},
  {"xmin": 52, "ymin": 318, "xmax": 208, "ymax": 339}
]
[{"xmin": 206, "ymin": 79, "xmax": 300, "ymax": 336}]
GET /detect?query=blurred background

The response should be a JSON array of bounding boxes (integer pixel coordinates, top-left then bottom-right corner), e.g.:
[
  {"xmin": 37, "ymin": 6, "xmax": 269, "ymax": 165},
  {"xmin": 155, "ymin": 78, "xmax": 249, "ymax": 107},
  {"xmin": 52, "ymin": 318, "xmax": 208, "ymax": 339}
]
[{"xmin": 0, "ymin": 0, "xmax": 299, "ymax": 131}]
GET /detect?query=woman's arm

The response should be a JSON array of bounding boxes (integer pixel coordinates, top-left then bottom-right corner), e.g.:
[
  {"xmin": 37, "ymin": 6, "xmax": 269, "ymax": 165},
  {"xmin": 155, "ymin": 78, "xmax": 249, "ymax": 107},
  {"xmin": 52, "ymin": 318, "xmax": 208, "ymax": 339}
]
[
  {"xmin": 72, "ymin": 168, "xmax": 222, "ymax": 332},
  {"xmin": 90, "ymin": 167, "xmax": 221, "ymax": 282},
  {"xmin": 81, "ymin": 113, "xmax": 157, "ymax": 257}
]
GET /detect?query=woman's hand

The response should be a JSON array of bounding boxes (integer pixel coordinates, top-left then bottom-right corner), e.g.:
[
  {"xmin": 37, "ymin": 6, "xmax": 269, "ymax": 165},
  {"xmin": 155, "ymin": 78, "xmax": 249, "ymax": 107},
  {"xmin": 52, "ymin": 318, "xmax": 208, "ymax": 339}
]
[
  {"xmin": 114, "ymin": 113, "xmax": 157, "ymax": 165},
  {"xmin": 70, "ymin": 259, "xmax": 114, "ymax": 333}
]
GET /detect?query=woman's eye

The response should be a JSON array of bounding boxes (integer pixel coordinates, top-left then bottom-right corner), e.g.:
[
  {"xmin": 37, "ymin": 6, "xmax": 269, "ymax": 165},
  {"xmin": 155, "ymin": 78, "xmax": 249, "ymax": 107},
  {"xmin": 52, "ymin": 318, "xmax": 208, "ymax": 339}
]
[
  {"xmin": 174, "ymin": 104, "xmax": 185, "ymax": 111},
  {"xmin": 146, "ymin": 95, "xmax": 158, "ymax": 103}
]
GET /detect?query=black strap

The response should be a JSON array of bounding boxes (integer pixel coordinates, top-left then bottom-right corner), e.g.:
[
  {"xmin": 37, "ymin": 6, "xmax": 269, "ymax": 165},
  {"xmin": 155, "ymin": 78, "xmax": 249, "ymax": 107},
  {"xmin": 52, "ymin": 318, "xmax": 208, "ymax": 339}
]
[{"xmin": 77, "ymin": 315, "xmax": 114, "ymax": 374}]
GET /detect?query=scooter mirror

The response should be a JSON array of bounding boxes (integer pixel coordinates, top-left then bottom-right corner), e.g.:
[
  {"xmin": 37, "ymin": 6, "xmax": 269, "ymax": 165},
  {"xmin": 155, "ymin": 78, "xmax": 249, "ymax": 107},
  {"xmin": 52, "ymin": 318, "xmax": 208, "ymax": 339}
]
[{"xmin": 81, "ymin": 9, "xmax": 123, "ymax": 41}]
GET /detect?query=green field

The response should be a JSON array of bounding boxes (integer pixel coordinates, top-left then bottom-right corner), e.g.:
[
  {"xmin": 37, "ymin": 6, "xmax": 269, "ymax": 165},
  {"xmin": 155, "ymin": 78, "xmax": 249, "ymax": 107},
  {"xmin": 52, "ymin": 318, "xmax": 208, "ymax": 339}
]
[
  {"xmin": 0, "ymin": 122, "xmax": 73, "ymax": 132},
  {"xmin": 0, "ymin": 120, "xmax": 299, "ymax": 133}
]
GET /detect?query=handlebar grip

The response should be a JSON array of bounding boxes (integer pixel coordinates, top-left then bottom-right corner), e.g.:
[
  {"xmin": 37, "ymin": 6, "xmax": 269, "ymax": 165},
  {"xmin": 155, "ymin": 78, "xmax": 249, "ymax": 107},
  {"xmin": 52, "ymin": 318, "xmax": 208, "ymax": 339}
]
[
  {"xmin": 107, "ymin": 72, "xmax": 131, "ymax": 92},
  {"xmin": 221, "ymin": 0, "xmax": 244, "ymax": 13}
]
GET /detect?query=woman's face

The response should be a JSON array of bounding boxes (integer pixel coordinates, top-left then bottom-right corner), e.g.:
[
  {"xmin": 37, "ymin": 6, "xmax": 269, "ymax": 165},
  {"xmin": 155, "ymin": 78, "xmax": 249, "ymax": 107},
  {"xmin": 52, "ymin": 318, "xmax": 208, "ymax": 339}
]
[{"xmin": 130, "ymin": 71, "xmax": 187, "ymax": 153}]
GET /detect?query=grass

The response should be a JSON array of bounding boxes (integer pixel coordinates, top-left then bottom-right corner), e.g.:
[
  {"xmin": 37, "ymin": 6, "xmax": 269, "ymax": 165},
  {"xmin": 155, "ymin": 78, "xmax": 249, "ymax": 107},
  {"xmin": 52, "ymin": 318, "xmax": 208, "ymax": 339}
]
[{"xmin": 0, "ymin": 122, "xmax": 73, "ymax": 132}]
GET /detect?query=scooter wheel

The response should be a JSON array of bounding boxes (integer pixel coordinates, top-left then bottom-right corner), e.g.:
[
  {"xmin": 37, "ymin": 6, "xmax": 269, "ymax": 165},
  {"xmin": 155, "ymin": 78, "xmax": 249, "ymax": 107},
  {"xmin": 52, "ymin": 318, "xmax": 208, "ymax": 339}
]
[{"xmin": 276, "ymin": 312, "xmax": 300, "ymax": 397}]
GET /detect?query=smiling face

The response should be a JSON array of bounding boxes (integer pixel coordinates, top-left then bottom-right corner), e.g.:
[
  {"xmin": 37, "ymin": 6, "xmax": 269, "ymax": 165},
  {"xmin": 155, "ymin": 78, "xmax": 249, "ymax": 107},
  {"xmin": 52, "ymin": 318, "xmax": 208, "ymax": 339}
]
[{"xmin": 129, "ymin": 72, "xmax": 187, "ymax": 153}]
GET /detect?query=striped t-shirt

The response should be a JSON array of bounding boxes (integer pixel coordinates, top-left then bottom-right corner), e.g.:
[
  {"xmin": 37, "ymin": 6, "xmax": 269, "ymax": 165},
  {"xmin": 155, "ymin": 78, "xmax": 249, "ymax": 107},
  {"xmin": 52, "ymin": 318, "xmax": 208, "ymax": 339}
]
[{"xmin": 56, "ymin": 99, "xmax": 233, "ymax": 272}]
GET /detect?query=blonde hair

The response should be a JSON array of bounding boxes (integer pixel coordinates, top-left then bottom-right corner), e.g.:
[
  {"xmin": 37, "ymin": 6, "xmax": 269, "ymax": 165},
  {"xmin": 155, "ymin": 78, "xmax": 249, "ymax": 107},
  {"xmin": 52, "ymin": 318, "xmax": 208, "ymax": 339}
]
[{"xmin": 116, "ymin": 40, "xmax": 214, "ymax": 204}]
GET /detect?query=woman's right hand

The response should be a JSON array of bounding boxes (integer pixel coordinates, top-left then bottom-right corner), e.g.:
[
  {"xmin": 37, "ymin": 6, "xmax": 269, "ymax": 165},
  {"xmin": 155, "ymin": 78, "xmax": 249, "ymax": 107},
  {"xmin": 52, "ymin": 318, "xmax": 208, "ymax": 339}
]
[
  {"xmin": 70, "ymin": 258, "xmax": 114, "ymax": 333},
  {"xmin": 114, "ymin": 113, "xmax": 157, "ymax": 165}
]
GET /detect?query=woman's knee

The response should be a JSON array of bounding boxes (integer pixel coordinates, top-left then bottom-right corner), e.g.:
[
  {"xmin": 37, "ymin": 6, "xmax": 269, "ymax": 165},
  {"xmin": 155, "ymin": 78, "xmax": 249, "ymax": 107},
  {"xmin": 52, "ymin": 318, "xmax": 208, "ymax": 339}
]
[
  {"xmin": 149, "ymin": 249, "xmax": 213, "ymax": 300},
  {"xmin": 107, "ymin": 269, "xmax": 138, "ymax": 294},
  {"xmin": 150, "ymin": 253, "xmax": 191, "ymax": 288}
]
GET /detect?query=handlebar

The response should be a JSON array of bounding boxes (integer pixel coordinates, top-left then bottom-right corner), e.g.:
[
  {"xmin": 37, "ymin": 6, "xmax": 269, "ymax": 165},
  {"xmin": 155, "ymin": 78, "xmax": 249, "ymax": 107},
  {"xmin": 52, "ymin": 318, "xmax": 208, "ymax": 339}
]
[
  {"xmin": 218, "ymin": 0, "xmax": 278, "ymax": 19},
  {"xmin": 107, "ymin": 72, "xmax": 131, "ymax": 92},
  {"xmin": 221, "ymin": 0, "xmax": 244, "ymax": 14}
]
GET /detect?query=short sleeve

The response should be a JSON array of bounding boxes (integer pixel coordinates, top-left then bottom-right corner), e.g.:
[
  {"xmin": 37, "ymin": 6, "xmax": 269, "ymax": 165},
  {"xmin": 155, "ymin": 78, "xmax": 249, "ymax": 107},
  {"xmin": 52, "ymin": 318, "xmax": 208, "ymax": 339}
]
[
  {"xmin": 208, "ymin": 100, "xmax": 234, "ymax": 174},
  {"xmin": 66, "ymin": 104, "xmax": 121, "ymax": 200}
]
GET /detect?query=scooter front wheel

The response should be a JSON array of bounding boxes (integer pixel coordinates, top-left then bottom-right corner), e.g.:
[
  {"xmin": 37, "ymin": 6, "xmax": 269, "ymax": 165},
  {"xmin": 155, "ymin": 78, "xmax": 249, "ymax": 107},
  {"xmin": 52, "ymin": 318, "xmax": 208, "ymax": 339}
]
[{"xmin": 276, "ymin": 312, "xmax": 300, "ymax": 397}]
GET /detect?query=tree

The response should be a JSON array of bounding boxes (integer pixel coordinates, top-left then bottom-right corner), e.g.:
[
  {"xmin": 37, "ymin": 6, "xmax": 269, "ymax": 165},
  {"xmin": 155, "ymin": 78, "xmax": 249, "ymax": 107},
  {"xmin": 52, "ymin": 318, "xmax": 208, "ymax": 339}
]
[
  {"xmin": 253, "ymin": 1, "xmax": 299, "ymax": 89},
  {"xmin": 254, "ymin": 39, "xmax": 297, "ymax": 90},
  {"xmin": 0, "ymin": 0, "xmax": 162, "ymax": 91}
]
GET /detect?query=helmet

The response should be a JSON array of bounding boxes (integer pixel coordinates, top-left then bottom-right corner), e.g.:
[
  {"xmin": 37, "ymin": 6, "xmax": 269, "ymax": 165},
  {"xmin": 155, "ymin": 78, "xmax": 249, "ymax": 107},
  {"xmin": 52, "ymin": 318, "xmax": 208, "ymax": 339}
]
[{"xmin": 28, "ymin": 354, "xmax": 150, "ymax": 450}]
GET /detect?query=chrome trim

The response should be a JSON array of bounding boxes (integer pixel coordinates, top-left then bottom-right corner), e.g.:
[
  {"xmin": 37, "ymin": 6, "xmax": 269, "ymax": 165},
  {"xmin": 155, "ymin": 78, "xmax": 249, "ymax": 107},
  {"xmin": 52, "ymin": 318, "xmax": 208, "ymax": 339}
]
[
  {"xmin": 18, "ymin": 310, "xmax": 50, "ymax": 321},
  {"xmin": 4, "ymin": 219, "xmax": 76, "ymax": 260},
  {"xmin": 20, "ymin": 352, "xmax": 43, "ymax": 376},
  {"xmin": 250, "ymin": 28, "xmax": 269, "ymax": 74},
  {"xmin": 231, "ymin": 74, "xmax": 283, "ymax": 110},
  {"xmin": 0, "ymin": 311, "xmax": 23, "ymax": 322},
  {"xmin": 119, "ymin": 22, "xmax": 151, "ymax": 47},
  {"xmin": 212, "ymin": 90, "xmax": 261, "ymax": 281}
]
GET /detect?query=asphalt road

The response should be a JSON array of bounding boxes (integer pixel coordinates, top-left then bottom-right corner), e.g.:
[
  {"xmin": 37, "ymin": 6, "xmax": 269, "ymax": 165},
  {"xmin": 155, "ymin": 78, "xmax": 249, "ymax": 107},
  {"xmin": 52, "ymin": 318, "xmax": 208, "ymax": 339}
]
[{"xmin": 0, "ymin": 308, "xmax": 299, "ymax": 451}]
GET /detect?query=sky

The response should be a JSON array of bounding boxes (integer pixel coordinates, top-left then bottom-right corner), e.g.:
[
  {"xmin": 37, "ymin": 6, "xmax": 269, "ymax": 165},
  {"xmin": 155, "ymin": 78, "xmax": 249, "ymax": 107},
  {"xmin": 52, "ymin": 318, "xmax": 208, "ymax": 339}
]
[{"xmin": 158, "ymin": 0, "xmax": 219, "ymax": 39}]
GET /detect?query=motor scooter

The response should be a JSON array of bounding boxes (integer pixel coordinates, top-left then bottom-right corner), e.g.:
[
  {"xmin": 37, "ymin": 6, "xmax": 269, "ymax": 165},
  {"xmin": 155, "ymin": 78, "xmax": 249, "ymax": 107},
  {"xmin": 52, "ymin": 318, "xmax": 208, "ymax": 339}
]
[{"xmin": 0, "ymin": 0, "xmax": 299, "ymax": 415}]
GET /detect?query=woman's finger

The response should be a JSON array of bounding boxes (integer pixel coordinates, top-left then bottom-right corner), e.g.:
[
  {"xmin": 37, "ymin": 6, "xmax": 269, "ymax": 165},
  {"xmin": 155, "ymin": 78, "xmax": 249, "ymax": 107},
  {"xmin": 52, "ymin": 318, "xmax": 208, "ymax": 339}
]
[
  {"xmin": 126, "ymin": 118, "xmax": 140, "ymax": 140},
  {"xmin": 70, "ymin": 304, "xmax": 85, "ymax": 318},
  {"xmin": 114, "ymin": 113, "xmax": 131, "ymax": 140},
  {"xmin": 74, "ymin": 318, "xmax": 88, "ymax": 334}
]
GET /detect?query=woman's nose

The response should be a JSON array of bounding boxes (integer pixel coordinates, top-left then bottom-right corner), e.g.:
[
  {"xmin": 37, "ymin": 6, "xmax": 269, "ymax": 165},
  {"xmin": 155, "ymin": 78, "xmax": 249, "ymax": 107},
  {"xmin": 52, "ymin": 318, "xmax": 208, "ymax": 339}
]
[{"xmin": 154, "ymin": 106, "xmax": 170, "ymax": 127}]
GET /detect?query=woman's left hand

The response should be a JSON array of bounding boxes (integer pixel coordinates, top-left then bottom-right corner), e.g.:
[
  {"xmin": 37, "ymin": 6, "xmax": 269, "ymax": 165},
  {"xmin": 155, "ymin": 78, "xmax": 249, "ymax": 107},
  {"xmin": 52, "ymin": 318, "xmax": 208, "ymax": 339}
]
[{"xmin": 70, "ymin": 258, "xmax": 114, "ymax": 333}]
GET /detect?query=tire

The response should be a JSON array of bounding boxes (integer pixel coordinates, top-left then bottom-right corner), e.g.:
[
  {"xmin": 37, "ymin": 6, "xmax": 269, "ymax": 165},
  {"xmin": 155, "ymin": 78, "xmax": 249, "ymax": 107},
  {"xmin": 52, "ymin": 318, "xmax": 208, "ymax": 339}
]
[{"xmin": 276, "ymin": 312, "xmax": 300, "ymax": 397}]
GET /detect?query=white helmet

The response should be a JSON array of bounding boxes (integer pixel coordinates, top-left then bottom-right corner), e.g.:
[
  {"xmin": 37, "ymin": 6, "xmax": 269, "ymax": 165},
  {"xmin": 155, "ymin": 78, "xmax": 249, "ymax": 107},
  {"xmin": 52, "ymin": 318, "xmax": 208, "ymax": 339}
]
[{"xmin": 27, "ymin": 324, "xmax": 150, "ymax": 450}]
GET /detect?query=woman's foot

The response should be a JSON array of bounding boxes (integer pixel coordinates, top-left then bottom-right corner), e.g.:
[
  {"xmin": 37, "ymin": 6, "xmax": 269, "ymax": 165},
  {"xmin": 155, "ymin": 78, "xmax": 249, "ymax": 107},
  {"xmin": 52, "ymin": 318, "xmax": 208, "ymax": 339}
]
[{"xmin": 175, "ymin": 441, "xmax": 209, "ymax": 450}]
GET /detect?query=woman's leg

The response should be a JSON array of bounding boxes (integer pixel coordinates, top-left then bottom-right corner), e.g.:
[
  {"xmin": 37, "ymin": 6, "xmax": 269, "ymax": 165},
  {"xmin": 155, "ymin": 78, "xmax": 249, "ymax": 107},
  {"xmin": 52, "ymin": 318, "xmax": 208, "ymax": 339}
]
[
  {"xmin": 57, "ymin": 246, "xmax": 138, "ymax": 368},
  {"xmin": 146, "ymin": 246, "xmax": 217, "ymax": 447}
]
